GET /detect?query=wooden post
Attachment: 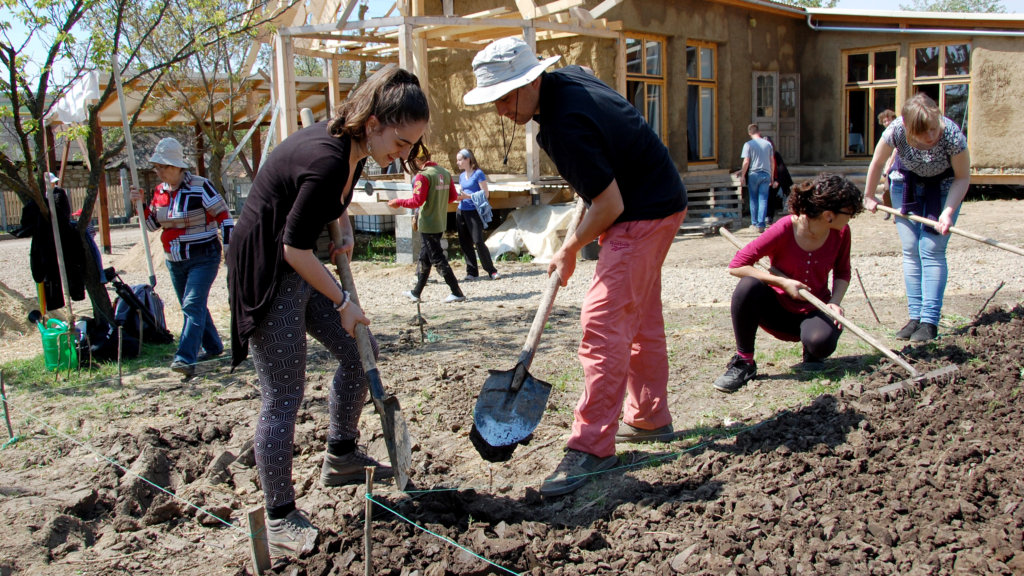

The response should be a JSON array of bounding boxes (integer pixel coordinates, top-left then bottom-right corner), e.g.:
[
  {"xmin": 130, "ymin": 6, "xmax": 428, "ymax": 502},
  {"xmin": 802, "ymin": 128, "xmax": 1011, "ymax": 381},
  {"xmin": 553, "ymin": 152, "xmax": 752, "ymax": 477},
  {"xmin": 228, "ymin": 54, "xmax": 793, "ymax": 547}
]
[
  {"xmin": 1, "ymin": 370, "xmax": 15, "ymax": 440},
  {"xmin": 274, "ymin": 34, "xmax": 298, "ymax": 144},
  {"xmin": 523, "ymin": 26, "xmax": 540, "ymax": 184},
  {"xmin": 364, "ymin": 466, "xmax": 375, "ymax": 576},
  {"xmin": 247, "ymin": 506, "xmax": 272, "ymax": 575},
  {"xmin": 91, "ymin": 119, "xmax": 113, "ymax": 254}
]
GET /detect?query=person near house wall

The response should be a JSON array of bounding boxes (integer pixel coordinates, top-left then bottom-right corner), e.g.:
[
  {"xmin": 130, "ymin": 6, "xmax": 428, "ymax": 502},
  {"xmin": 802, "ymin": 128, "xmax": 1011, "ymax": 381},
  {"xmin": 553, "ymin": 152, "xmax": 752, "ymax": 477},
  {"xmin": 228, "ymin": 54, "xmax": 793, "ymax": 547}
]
[
  {"xmin": 463, "ymin": 37, "xmax": 688, "ymax": 497},
  {"xmin": 735, "ymin": 123, "xmax": 776, "ymax": 233},
  {"xmin": 863, "ymin": 93, "xmax": 970, "ymax": 342},
  {"xmin": 764, "ymin": 135, "xmax": 793, "ymax": 223},
  {"xmin": 712, "ymin": 173, "xmax": 862, "ymax": 394},
  {"xmin": 454, "ymin": 148, "xmax": 499, "ymax": 281},
  {"xmin": 388, "ymin": 150, "xmax": 466, "ymax": 303}
]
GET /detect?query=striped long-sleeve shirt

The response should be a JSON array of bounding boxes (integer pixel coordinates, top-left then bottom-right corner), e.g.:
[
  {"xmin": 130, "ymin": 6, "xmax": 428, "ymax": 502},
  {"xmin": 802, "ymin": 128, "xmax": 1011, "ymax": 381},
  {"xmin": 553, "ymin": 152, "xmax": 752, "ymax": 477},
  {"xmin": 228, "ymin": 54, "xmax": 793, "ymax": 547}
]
[{"xmin": 143, "ymin": 171, "xmax": 234, "ymax": 262}]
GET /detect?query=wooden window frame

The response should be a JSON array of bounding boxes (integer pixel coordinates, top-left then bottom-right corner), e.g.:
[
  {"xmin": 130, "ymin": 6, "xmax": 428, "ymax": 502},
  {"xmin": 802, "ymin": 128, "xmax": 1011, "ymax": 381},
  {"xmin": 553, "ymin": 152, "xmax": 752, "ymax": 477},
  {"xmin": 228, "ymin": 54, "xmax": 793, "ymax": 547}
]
[
  {"xmin": 625, "ymin": 33, "xmax": 667, "ymax": 144},
  {"xmin": 686, "ymin": 40, "xmax": 718, "ymax": 165},
  {"xmin": 842, "ymin": 45, "xmax": 900, "ymax": 159},
  {"xmin": 910, "ymin": 41, "xmax": 972, "ymax": 135}
]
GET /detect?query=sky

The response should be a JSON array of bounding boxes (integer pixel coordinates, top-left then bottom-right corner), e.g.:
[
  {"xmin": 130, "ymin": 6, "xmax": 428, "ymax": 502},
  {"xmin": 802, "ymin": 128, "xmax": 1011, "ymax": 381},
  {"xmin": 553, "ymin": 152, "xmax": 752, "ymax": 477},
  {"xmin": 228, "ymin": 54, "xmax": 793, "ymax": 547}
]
[{"xmin": 832, "ymin": 0, "xmax": 1024, "ymax": 10}]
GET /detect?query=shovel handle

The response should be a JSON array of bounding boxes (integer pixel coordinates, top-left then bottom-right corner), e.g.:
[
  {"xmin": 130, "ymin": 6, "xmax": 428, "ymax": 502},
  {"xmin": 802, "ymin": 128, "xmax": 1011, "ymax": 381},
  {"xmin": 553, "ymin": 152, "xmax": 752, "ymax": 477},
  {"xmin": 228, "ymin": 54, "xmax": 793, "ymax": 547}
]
[
  {"xmin": 875, "ymin": 204, "xmax": 1024, "ymax": 258},
  {"xmin": 719, "ymin": 228, "xmax": 919, "ymax": 377},
  {"xmin": 326, "ymin": 220, "xmax": 380, "ymax": 381},
  {"xmin": 518, "ymin": 198, "xmax": 587, "ymax": 368}
]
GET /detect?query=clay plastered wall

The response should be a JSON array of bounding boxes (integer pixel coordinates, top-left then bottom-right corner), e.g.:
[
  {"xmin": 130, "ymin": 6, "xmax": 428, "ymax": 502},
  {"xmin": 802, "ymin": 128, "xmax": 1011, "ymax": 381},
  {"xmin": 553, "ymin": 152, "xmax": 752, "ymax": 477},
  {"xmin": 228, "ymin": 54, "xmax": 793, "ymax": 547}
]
[
  {"xmin": 423, "ymin": 0, "xmax": 803, "ymax": 176},
  {"xmin": 968, "ymin": 38, "xmax": 1024, "ymax": 172}
]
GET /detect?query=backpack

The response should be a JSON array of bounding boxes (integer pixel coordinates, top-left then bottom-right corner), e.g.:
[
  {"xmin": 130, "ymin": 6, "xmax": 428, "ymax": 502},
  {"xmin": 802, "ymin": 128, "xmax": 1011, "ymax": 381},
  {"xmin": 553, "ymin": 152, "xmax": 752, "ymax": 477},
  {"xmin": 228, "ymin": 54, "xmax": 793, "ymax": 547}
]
[
  {"xmin": 114, "ymin": 283, "xmax": 174, "ymax": 345},
  {"xmin": 75, "ymin": 316, "xmax": 141, "ymax": 365}
]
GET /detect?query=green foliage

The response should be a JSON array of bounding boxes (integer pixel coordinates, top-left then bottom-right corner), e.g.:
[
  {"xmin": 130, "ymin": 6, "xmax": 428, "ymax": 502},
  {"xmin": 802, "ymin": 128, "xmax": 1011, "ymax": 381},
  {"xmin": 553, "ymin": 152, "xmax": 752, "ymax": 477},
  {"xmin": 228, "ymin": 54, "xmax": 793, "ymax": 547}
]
[
  {"xmin": 899, "ymin": 0, "xmax": 1005, "ymax": 11},
  {"xmin": 780, "ymin": 0, "xmax": 838, "ymax": 7},
  {"xmin": 353, "ymin": 233, "xmax": 396, "ymax": 262}
]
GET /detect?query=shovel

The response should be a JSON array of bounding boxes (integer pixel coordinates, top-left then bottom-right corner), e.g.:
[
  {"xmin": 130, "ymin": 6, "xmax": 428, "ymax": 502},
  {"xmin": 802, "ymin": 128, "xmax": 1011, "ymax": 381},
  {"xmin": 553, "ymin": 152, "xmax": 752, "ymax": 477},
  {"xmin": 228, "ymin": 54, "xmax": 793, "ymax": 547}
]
[
  {"xmin": 719, "ymin": 227, "xmax": 957, "ymax": 388},
  {"xmin": 874, "ymin": 204, "xmax": 1024, "ymax": 258},
  {"xmin": 471, "ymin": 198, "xmax": 587, "ymax": 461},
  {"xmin": 327, "ymin": 220, "xmax": 412, "ymax": 490}
]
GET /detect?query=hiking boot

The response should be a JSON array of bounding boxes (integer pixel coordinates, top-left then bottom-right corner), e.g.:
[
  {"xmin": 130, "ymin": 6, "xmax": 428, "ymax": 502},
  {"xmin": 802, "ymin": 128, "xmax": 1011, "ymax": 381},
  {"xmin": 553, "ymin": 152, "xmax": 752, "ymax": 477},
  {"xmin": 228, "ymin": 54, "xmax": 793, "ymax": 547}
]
[
  {"xmin": 615, "ymin": 423, "xmax": 675, "ymax": 444},
  {"xmin": 792, "ymin": 350, "xmax": 826, "ymax": 373},
  {"xmin": 895, "ymin": 319, "xmax": 920, "ymax": 340},
  {"xmin": 403, "ymin": 291, "xmax": 421, "ymax": 303},
  {"xmin": 910, "ymin": 322, "xmax": 938, "ymax": 342},
  {"xmin": 266, "ymin": 508, "xmax": 318, "ymax": 558},
  {"xmin": 489, "ymin": 272, "xmax": 501, "ymax": 280},
  {"xmin": 712, "ymin": 355, "xmax": 757, "ymax": 394},
  {"xmin": 540, "ymin": 448, "xmax": 618, "ymax": 497},
  {"xmin": 321, "ymin": 449, "xmax": 394, "ymax": 487},
  {"xmin": 443, "ymin": 294, "xmax": 466, "ymax": 303},
  {"xmin": 170, "ymin": 360, "xmax": 195, "ymax": 377}
]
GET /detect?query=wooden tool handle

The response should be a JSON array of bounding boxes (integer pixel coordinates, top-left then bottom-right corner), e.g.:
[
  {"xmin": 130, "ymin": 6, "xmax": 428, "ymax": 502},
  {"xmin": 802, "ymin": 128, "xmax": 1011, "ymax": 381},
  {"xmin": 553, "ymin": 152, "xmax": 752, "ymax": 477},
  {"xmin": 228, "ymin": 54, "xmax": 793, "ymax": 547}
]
[
  {"xmin": 327, "ymin": 220, "xmax": 378, "ymax": 375},
  {"xmin": 518, "ymin": 197, "xmax": 587, "ymax": 368},
  {"xmin": 875, "ymin": 204, "xmax": 1024, "ymax": 258},
  {"xmin": 719, "ymin": 227, "xmax": 919, "ymax": 377}
]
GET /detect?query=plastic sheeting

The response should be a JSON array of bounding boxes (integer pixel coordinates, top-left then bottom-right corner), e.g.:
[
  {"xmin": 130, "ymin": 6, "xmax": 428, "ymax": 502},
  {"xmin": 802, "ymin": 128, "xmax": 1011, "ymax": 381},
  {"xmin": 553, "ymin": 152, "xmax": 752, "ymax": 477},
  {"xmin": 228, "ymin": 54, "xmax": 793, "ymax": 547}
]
[
  {"xmin": 48, "ymin": 71, "xmax": 100, "ymax": 124},
  {"xmin": 485, "ymin": 202, "xmax": 576, "ymax": 264}
]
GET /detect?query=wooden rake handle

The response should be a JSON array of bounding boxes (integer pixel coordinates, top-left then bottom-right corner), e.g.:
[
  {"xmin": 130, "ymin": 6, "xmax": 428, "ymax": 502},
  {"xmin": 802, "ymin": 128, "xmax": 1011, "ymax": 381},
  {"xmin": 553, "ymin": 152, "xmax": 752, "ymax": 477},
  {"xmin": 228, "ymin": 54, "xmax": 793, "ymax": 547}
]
[
  {"xmin": 875, "ymin": 203, "xmax": 1024, "ymax": 258},
  {"xmin": 326, "ymin": 221, "xmax": 378, "ymax": 376},
  {"xmin": 719, "ymin": 227, "xmax": 919, "ymax": 377}
]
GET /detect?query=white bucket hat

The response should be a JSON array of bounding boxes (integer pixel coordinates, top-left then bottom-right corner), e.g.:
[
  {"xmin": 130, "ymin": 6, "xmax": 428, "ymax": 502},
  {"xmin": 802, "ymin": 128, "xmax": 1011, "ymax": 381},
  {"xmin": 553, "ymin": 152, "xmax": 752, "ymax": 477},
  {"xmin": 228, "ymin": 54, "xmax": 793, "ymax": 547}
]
[
  {"xmin": 149, "ymin": 137, "xmax": 189, "ymax": 168},
  {"xmin": 463, "ymin": 37, "xmax": 560, "ymax": 106}
]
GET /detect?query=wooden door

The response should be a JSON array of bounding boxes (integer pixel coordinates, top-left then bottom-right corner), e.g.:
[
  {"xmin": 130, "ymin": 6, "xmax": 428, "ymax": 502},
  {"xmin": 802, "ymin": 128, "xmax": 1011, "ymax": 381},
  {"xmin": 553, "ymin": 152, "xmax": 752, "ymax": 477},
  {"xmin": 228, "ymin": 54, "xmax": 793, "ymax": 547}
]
[
  {"xmin": 751, "ymin": 71, "xmax": 778, "ymax": 142},
  {"xmin": 778, "ymin": 73, "xmax": 800, "ymax": 162}
]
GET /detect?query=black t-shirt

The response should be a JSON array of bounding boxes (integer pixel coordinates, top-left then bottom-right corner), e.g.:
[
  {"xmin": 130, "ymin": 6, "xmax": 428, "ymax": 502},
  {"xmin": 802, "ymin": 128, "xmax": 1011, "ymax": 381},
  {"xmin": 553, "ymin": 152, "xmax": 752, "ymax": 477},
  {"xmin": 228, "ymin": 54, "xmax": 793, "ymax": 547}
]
[
  {"xmin": 227, "ymin": 121, "xmax": 364, "ymax": 366},
  {"xmin": 535, "ymin": 66, "xmax": 686, "ymax": 222}
]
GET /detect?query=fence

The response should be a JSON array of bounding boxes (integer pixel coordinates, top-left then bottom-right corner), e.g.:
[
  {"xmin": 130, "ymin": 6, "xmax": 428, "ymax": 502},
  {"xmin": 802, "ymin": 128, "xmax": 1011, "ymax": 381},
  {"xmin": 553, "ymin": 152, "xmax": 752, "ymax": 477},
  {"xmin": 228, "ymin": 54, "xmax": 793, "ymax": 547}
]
[{"xmin": 1, "ymin": 184, "xmax": 134, "ymax": 232}]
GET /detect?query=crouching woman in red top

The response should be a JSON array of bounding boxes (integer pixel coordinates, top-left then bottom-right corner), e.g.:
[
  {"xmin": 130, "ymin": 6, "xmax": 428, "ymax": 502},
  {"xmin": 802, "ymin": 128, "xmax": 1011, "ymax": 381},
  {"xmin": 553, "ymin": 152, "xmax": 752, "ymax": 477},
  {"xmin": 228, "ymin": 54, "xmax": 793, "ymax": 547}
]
[{"xmin": 713, "ymin": 173, "xmax": 863, "ymax": 393}]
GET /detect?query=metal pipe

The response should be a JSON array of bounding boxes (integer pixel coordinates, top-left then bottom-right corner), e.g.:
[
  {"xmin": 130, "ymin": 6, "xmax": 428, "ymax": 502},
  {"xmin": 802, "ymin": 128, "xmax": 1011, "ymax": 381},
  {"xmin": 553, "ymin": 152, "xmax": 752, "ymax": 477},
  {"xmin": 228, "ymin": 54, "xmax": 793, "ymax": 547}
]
[{"xmin": 807, "ymin": 15, "xmax": 1024, "ymax": 36}]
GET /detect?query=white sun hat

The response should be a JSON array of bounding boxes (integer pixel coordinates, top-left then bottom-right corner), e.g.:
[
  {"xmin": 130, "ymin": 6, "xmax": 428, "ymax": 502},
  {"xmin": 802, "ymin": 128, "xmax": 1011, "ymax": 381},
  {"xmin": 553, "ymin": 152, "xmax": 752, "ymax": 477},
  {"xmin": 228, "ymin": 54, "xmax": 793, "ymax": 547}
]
[
  {"xmin": 463, "ymin": 37, "xmax": 560, "ymax": 106},
  {"xmin": 149, "ymin": 137, "xmax": 189, "ymax": 168}
]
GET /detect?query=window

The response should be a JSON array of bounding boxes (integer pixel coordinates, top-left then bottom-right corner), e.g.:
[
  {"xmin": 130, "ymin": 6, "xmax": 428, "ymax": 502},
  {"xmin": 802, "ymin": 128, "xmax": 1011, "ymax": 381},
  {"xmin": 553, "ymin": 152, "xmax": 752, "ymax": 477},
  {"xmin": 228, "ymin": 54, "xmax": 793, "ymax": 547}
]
[
  {"xmin": 912, "ymin": 42, "xmax": 971, "ymax": 136},
  {"xmin": 625, "ymin": 35, "xmax": 666, "ymax": 142},
  {"xmin": 843, "ymin": 47, "xmax": 899, "ymax": 157},
  {"xmin": 686, "ymin": 41, "xmax": 717, "ymax": 163}
]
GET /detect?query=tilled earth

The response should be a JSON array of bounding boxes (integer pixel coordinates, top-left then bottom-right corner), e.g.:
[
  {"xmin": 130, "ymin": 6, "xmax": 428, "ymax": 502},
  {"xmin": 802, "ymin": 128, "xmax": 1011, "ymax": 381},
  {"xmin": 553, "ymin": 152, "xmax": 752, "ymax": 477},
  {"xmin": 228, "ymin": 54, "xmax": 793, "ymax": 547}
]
[{"xmin": 0, "ymin": 199, "xmax": 1022, "ymax": 575}]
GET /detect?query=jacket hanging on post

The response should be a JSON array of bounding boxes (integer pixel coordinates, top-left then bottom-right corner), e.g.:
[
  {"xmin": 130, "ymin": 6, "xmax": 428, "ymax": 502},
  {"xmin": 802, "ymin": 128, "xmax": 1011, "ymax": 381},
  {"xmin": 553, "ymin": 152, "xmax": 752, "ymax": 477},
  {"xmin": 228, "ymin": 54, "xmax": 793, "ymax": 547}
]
[{"xmin": 25, "ymin": 187, "xmax": 87, "ymax": 310}]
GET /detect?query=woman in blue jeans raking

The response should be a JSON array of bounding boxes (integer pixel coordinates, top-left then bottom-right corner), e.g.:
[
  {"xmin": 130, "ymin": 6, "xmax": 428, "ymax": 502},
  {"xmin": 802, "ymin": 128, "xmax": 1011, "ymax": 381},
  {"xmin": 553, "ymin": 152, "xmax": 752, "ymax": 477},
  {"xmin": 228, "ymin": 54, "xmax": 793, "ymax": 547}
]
[
  {"xmin": 863, "ymin": 93, "xmax": 970, "ymax": 342},
  {"xmin": 131, "ymin": 137, "xmax": 234, "ymax": 377}
]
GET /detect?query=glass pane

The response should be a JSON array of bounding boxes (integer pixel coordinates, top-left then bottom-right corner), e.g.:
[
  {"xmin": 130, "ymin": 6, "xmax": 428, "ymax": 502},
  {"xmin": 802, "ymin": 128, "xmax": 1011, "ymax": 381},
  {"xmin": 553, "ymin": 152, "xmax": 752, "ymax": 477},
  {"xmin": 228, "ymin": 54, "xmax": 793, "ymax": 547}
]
[
  {"xmin": 756, "ymin": 75, "xmax": 774, "ymax": 118},
  {"xmin": 687, "ymin": 85, "xmax": 699, "ymax": 161},
  {"xmin": 645, "ymin": 40, "xmax": 662, "ymax": 76},
  {"xmin": 915, "ymin": 83, "xmax": 940, "ymax": 104},
  {"xmin": 626, "ymin": 38, "xmax": 643, "ymax": 74},
  {"xmin": 915, "ymin": 47, "xmax": 939, "ymax": 78},
  {"xmin": 780, "ymin": 77, "xmax": 797, "ymax": 119},
  {"xmin": 686, "ymin": 46, "xmax": 697, "ymax": 78},
  {"xmin": 647, "ymin": 84, "xmax": 662, "ymax": 138},
  {"xmin": 874, "ymin": 51, "xmax": 897, "ymax": 81},
  {"xmin": 847, "ymin": 53, "xmax": 868, "ymax": 83},
  {"xmin": 700, "ymin": 87, "xmax": 715, "ymax": 159},
  {"xmin": 627, "ymin": 80, "xmax": 644, "ymax": 113},
  {"xmin": 700, "ymin": 47, "xmax": 714, "ymax": 80},
  {"xmin": 945, "ymin": 44, "xmax": 970, "ymax": 76},
  {"xmin": 944, "ymin": 83, "xmax": 969, "ymax": 136},
  {"xmin": 873, "ymin": 87, "xmax": 897, "ymax": 146},
  {"xmin": 847, "ymin": 89, "xmax": 867, "ymax": 155}
]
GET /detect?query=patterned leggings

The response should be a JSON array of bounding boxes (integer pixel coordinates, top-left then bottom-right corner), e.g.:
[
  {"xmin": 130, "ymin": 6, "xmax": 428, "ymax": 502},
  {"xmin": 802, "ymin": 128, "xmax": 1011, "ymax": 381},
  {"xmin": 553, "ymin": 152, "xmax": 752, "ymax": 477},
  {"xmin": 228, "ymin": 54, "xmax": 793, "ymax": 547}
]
[{"xmin": 249, "ymin": 272, "xmax": 378, "ymax": 509}]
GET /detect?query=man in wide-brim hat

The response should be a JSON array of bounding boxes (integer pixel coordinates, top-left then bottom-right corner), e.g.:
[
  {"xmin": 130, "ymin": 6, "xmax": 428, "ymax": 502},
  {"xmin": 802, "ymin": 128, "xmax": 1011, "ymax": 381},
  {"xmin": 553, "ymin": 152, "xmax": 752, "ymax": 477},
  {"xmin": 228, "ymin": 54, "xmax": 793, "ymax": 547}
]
[{"xmin": 464, "ymin": 37, "xmax": 689, "ymax": 496}]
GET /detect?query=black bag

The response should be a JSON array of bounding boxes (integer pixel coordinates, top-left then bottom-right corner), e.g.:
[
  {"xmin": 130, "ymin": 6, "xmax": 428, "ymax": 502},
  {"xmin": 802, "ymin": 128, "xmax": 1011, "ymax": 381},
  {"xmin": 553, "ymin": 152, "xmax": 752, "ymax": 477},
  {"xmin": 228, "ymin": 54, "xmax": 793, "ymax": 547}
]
[
  {"xmin": 105, "ymin": 267, "xmax": 175, "ymax": 345},
  {"xmin": 75, "ymin": 316, "xmax": 141, "ymax": 364}
]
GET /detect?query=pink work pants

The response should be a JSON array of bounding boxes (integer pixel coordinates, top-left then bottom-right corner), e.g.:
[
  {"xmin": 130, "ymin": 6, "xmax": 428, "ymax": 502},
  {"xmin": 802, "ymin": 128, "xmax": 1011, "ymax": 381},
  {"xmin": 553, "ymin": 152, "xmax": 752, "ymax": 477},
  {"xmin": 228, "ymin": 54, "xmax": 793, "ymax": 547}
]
[{"xmin": 567, "ymin": 209, "xmax": 686, "ymax": 458}]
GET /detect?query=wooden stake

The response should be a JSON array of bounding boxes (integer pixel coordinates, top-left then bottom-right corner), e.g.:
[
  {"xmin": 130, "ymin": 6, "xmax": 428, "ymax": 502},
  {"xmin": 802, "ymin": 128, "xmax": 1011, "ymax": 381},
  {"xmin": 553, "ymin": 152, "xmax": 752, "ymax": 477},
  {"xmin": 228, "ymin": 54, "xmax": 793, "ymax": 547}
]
[
  {"xmin": 974, "ymin": 281, "xmax": 1005, "ymax": 321},
  {"xmin": 854, "ymin": 268, "xmax": 882, "ymax": 325},
  {"xmin": 117, "ymin": 326, "xmax": 123, "ymax": 387},
  {"xmin": 364, "ymin": 466, "xmax": 375, "ymax": 576},
  {"xmin": 1, "ymin": 370, "xmax": 15, "ymax": 440},
  {"xmin": 247, "ymin": 506, "xmax": 271, "ymax": 575}
]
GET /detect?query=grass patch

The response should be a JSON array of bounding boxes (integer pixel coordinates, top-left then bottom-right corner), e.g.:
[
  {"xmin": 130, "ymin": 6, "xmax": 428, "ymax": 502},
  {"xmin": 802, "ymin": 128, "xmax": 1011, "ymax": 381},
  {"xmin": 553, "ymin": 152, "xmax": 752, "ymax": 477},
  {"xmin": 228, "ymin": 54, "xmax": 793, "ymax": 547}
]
[
  {"xmin": 353, "ymin": 233, "xmax": 396, "ymax": 263},
  {"xmin": 497, "ymin": 251, "xmax": 534, "ymax": 263},
  {"xmin": 1, "ymin": 342, "xmax": 177, "ymax": 392}
]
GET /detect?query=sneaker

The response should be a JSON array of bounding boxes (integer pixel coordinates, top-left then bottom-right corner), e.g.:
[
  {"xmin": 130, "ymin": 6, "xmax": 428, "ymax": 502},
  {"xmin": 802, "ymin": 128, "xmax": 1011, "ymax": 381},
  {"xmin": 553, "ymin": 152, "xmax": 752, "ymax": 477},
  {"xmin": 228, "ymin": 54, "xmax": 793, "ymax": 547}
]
[
  {"xmin": 403, "ymin": 291, "xmax": 421, "ymax": 303},
  {"xmin": 266, "ymin": 508, "xmax": 318, "ymax": 558},
  {"xmin": 443, "ymin": 294, "xmax": 466, "ymax": 303},
  {"xmin": 749, "ymin": 225, "xmax": 761, "ymax": 232},
  {"xmin": 197, "ymin": 349, "xmax": 223, "ymax": 363},
  {"xmin": 321, "ymin": 449, "xmax": 394, "ymax": 487},
  {"xmin": 540, "ymin": 448, "xmax": 618, "ymax": 497},
  {"xmin": 615, "ymin": 423, "xmax": 675, "ymax": 444},
  {"xmin": 489, "ymin": 272, "xmax": 501, "ymax": 280},
  {"xmin": 463, "ymin": 274, "xmax": 479, "ymax": 281},
  {"xmin": 757, "ymin": 226, "xmax": 766, "ymax": 234},
  {"xmin": 169, "ymin": 360, "xmax": 195, "ymax": 377},
  {"xmin": 712, "ymin": 355, "xmax": 757, "ymax": 394},
  {"xmin": 910, "ymin": 322, "xmax": 938, "ymax": 342},
  {"xmin": 895, "ymin": 319, "xmax": 920, "ymax": 340}
]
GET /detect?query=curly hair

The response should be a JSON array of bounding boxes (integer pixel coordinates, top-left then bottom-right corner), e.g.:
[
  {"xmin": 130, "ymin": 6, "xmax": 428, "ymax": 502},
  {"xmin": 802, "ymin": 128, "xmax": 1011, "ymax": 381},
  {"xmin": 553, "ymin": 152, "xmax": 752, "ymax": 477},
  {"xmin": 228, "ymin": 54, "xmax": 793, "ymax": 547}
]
[
  {"xmin": 327, "ymin": 64, "xmax": 430, "ymax": 174},
  {"xmin": 788, "ymin": 173, "xmax": 864, "ymax": 219}
]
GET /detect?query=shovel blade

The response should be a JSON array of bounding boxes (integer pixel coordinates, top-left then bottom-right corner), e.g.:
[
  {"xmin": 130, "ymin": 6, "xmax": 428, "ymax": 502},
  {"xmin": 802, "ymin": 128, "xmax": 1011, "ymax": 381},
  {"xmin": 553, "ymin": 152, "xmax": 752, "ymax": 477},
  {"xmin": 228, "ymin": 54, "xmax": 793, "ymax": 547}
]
[
  {"xmin": 367, "ymin": 368, "xmax": 412, "ymax": 490},
  {"xmin": 473, "ymin": 364, "xmax": 553, "ymax": 447}
]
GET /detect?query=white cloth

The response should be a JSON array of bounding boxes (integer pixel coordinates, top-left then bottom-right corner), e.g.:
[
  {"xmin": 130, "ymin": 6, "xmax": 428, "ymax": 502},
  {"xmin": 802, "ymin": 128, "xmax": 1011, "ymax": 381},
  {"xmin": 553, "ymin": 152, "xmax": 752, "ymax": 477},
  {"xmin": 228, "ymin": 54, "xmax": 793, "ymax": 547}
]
[
  {"xmin": 485, "ymin": 203, "xmax": 576, "ymax": 264},
  {"xmin": 49, "ymin": 71, "xmax": 100, "ymax": 124}
]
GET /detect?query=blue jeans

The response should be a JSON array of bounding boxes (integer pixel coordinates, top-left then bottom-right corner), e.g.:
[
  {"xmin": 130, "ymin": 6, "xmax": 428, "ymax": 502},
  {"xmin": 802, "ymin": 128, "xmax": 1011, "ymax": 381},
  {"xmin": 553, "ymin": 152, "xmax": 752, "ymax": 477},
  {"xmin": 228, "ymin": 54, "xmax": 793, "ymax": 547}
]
[
  {"xmin": 890, "ymin": 179, "xmax": 960, "ymax": 326},
  {"xmin": 747, "ymin": 171, "xmax": 771, "ymax": 228},
  {"xmin": 166, "ymin": 242, "xmax": 223, "ymax": 364}
]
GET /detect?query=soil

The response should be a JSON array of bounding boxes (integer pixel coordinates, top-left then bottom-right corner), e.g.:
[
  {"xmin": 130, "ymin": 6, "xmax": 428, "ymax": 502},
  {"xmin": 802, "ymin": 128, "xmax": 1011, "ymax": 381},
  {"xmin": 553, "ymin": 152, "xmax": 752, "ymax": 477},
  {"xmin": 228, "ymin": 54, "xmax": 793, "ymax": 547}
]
[{"xmin": 0, "ymin": 199, "xmax": 1022, "ymax": 575}]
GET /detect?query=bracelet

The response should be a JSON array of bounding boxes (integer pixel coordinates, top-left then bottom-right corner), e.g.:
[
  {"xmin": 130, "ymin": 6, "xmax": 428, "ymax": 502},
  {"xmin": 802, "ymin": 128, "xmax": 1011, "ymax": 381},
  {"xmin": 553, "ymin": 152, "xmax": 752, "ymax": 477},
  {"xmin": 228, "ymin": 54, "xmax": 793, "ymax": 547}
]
[{"xmin": 334, "ymin": 291, "xmax": 351, "ymax": 312}]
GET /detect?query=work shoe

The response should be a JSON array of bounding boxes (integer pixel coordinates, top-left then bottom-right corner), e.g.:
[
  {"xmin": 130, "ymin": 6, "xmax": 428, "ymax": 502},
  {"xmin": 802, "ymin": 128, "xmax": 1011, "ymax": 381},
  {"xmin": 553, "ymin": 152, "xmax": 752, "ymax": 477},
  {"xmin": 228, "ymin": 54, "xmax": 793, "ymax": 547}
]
[
  {"xmin": 197, "ymin": 349, "xmax": 223, "ymax": 363},
  {"xmin": 463, "ymin": 274, "xmax": 479, "ymax": 281},
  {"xmin": 895, "ymin": 319, "xmax": 920, "ymax": 340},
  {"xmin": 443, "ymin": 294, "xmax": 466, "ymax": 303},
  {"xmin": 615, "ymin": 423, "xmax": 675, "ymax": 444},
  {"xmin": 321, "ymin": 449, "xmax": 394, "ymax": 487},
  {"xmin": 910, "ymin": 322, "xmax": 938, "ymax": 342},
  {"xmin": 712, "ymin": 355, "xmax": 757, "ymax": 394},
  {"xmin": 489, "ymin": 272, "xmax": 501, "ymax": 280},
  {"xmin": 540, "ymin": 448, "xmax": 618, "ymax": 497},
  {"xmin": 169, "ymin": 360, "xmax": 195, "ymax": 377},
  {"xmin": 792, "ymin": 358, "xmax": 826, "ymax": 373},
  {"xmin": 266, "ymin": 508, "xmax": 318, "ymax": 558},
  {"xmin": 403, "ymin": 291, "xmax": 421, "ymax": 303}
]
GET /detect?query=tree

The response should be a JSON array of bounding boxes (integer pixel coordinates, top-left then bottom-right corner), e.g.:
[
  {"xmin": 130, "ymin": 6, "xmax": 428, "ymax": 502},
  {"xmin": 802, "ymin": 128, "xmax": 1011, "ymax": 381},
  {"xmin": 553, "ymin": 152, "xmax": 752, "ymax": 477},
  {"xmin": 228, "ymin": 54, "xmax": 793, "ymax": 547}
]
[
  {"xmin": 900, "ymin": 0, "xmax": 1006, "ymax": 11},
  {"xmin": 780, "ymin": 0, "xmax": 839, "ymax": 7}
]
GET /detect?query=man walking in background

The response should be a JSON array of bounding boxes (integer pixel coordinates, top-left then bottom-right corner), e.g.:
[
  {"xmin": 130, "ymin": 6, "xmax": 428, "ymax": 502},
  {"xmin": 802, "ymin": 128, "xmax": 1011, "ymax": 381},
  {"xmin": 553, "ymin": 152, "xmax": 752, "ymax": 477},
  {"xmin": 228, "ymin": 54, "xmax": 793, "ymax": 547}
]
[{"xmin": 736, "ymin": 123, "xmax": 775, "ymax": 233}]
